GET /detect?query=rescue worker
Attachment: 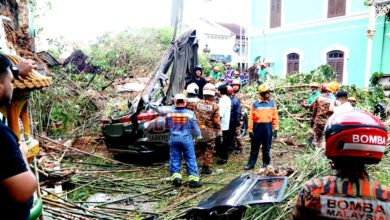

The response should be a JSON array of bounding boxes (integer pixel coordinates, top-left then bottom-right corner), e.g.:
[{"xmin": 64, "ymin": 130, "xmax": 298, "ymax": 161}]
[
  {"xmin": 231, "ymin": 79, "xmax": 244, "ymax": 154},
  {"xmin": 210, "ymin": 66, "xmax": 220, "ymax": 81},
  {"xmin": 228, "ymin": 85, "xmax": 241, "ymax": 154},
  {"xmin": 293, "ymin": 111, "xmax": 390, "ymax": 219},
  {"xmin": 216, "ymin": 85, "xmax": 231, "ymax": 165},
  {"xmin": 186, "ymin": 83, "xmax": 200, "ymax": 112},
  {"xmin": 167, "ymin": 94, "xmax": 202, "ymax": 188},
  {"xmin": 245, "ymin": 85, "xmax": 279, "ymax": 170},
  {"xmin": 301, "ymin": 83, "xmax": 321, "ymax": 108},
  {"xmin": 193, "ymin": 83, "xmax": 222, "ymax": 174},
  {"xmin": 326, "ymin": 81, "xmax": 340, "ymax": 100},
  {"xmin": 311, "ymin": 84, "xmax": 333, "ymax": 147},
  {"xmin": 187, "ymin": 66, "xmax": 207, "ymax": 98},
  {"xmin": 332, "ymin": 90, "xmax": 354, "ymax": 114}
]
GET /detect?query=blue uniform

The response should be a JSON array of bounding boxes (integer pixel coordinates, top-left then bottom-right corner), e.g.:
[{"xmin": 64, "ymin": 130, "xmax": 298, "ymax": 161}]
[{"xmin": 166, "ymin": 107, "xmax": 201, "ymax": 181}]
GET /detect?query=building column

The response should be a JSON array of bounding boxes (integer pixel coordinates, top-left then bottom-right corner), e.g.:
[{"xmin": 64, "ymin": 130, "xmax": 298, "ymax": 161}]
[{"xmin": 364, "ymin": 2, "xmax": 376, "ymax": 88}]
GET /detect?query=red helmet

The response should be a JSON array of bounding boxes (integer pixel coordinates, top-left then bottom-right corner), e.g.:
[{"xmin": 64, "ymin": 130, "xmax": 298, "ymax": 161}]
[
  {"xmin": 321, "ymin": 83, "xmax": 328, "ymax": 92},
  {"xmin": 325, "ymin": 111, "xmax": 387, "ymax": 164},
  {"xmin": 227, "ymin": 85, "xmax": 234, "ymax": 95}
]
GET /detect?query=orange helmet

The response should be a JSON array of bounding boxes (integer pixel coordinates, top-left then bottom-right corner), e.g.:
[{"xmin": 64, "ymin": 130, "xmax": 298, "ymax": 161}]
[
  {"xmin": 325, "ymin": 111, "xmax": 387, "ymax": 164},
  {"xmin": 326, "ymin": 81, "xmax": 340, "ymax": 94}
]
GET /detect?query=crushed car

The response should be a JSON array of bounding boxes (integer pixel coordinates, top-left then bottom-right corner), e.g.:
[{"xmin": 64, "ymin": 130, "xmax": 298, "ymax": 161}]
[{"xmin": 100, "ymin": 29, "xmax": 248, "ymax": 159}]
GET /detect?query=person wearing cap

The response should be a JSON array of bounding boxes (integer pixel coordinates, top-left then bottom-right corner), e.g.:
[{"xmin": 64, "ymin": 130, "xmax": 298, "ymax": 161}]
[
  {"xmin": 332, "ymin": 90, "xmax": 354, "ymax": 114},
  {"xmin": 292, "ymin": 111, "xmax": 390, "ymax": 219},
  {"xmin": 257, "ymin": 62, "xmax": 269, "ymax": 85},
  {"xmin": 310, "ymin": 84, "xmax": 334, "ymax": 147},
  {"xmin": 210, "ymin": 66, "xmax": 220, "ymax": 81},
  {"xmin": 186, "ymin": 83, "xmax": 200, "ymax": 112},
  {"xmin": 166, "ymin": 94, "xmax": 202, "ymax": 188},
  {"xmin": 301, "ymin": 83, "xmax": 321, "ymax": 108},
  {"xmin": 192, "ymin": 83, "xmax": 222, "ymax": 174},
  {"xmin": 0, "ymin": 54, "xmax": 37, "ymax": 220},
  {"xmin": 216, "ymin": 84, "xmax": 232, "ymax": 165},
  {"xmin": 348, "ymin": 96, "xmax": 357, "ymax": 108},
  {"xmin": 187, "ymin": 66, "xmax": 207, "ymax": 99},
  {"xmin": 244, "ymin": 85, "xmax": 279, "ymax": 170},
  {"xmin": 231, "ymin": 79, "xmax": 245, "ymax": 154},
  {"xmin": 223, "ymin": 63, "xmax": 235, "ymax": 85}
]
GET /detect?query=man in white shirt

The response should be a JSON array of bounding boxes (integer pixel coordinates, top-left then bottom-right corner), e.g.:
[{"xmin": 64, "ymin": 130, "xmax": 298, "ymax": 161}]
[
  {"xmin": 216, "ymin": 85, "xmax": 231, "ymax": 164},
  {"xmin": 332, "ymin": 90, "xmax": 354, "ymax": 115}
]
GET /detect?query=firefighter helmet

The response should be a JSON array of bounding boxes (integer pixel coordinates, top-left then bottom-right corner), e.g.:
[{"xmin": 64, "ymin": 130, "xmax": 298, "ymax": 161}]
[
  {"xmin": 203, "ymin": 83, "xmax": 216, "ymax": 96},
  {"xmin": 258, "ymin": 85, "xmax": 270, "ymax": 93},
  {"xmin": 174, "ymin": 93, "xmax": 187, "ymax": 107},
  {"xmin": 326, "ymin": 81, "xmax": 340, "ymax": 94},
  {"xmin": 186, "ymin": 83, "xmax": 199, "ymax": 95},
  {"xmin": 231, "ymin": 79, "xmax": 241, "ymax": 86},
  {"xmin": 325, "ymin": 111, "xmax": 387, "ymax": 164}
]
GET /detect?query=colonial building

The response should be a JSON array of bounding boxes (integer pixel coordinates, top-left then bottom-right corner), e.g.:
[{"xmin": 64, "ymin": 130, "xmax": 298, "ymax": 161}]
[{"xmin": 248, "ymin": 0, "xmax": 390, "ymax": 86}]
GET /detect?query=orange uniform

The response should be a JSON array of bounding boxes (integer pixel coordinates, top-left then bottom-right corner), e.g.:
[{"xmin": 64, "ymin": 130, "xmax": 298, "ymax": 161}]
[
  {"xmin": 293, "ymin": 176, "xmax": 390, "ymax": 219},
  {"xmin": 248, "ymin": 98, "xmax": 279, "ymax": 132}
]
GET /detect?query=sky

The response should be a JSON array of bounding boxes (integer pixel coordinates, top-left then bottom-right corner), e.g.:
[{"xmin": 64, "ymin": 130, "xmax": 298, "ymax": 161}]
[{"xmin": 36, "ymin": 0, "xmax": 249, "ymax": 49}]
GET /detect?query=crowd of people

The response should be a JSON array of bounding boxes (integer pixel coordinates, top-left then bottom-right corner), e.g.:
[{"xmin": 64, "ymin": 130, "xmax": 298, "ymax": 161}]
[
  {"xmin": 168, "ymin": 63, "xmax": 390, "ymax": 219},
  {"xmin": 167, "ymin": 63, "xmax": 278, "ymax": 188}
]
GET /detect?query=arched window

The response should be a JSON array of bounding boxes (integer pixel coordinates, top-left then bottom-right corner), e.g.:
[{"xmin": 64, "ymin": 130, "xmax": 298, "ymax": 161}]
[
  {"xmin": 287, "ymin": 53, "xmax": 299, "ymax": 74},
  {"xmin": 327, "ymin": 50, "xmax": 344, "ymax": 83}
]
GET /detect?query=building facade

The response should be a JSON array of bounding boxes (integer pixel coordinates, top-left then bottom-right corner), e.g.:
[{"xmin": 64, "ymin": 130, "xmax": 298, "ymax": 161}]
[{"xmin": 249, "ymin": 0, "xmax": 390, "ymax": 86}]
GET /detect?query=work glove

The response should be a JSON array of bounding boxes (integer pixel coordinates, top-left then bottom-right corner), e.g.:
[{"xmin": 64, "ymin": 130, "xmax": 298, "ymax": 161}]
[
  {"xmin": 272, "ymin": 130, "xmax": 278, "ymax": 139},
  {"xmin": 249, "ymin": 132, "xmax": 254, "ymax": 139}
]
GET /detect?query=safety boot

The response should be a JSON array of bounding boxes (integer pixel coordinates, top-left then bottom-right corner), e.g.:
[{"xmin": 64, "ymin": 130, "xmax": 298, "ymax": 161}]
[
  {"xmin": 172, "ymin": 178, "xmax": 182, "ymax": 187},
  {"xmin": 188, "ymin": 180, "xmax": 203, "ymax": 188}
]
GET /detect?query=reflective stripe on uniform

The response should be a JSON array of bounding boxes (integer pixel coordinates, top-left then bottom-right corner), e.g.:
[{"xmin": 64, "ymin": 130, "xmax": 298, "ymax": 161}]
[
  {"xmin": 343, "ymin": 143, "xmax": 386, "ymax": 152},
  {"xmin": 188, "ymin": 175, "xmax": 199, "ymax": 182},
  {"xmin": 171, "ymin": 173, "xmax": 182, "ymax": 180}
]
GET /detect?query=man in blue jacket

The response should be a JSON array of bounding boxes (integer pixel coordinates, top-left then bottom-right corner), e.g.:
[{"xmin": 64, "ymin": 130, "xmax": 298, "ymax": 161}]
[
  {"xmin": 166, "ymin": 93, "xmax": 202, "ymax": 188},
  {"xmin": 228, "ymin": 85, "xmax": 242, "ymax": 154}
]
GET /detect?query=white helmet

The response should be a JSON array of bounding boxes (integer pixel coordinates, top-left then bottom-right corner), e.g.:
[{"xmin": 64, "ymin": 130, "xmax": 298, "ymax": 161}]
[
  {"xmin": 203, "ymin": 83, "xmax": 216, "ymax": 96},
  {"xmin": 187, "ymin": 83, "xmax": 199, "ymax": 95},
  {"xmin": 174, "ymin": 93, "xmax": 187, "ymax": 107}
]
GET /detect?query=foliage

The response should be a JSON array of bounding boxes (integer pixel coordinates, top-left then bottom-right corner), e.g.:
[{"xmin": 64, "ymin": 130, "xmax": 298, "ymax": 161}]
[
  {"xmin": 285, "ymin": 65, "xmax": 336, "ymax": 85},
  {"xmin": 87, "ymin": 27, "xmax": 173, "ymax": 78},
  {"xmin": 370, "ymin": 72, "xmax": 383, "ymax": 87},
  {"xmin": 30, "ymin": 68, "xmax": 106, "ymax": 137}
]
